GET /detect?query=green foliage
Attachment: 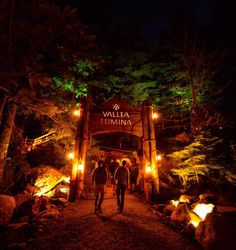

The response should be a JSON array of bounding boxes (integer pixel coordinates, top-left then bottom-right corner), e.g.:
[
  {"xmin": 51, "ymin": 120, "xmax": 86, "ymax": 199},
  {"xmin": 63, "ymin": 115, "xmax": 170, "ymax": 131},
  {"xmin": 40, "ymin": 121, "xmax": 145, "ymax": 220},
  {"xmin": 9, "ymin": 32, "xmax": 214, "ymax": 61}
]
[
  {"xmin": 168, "ymin": 133, "xmax": 235, "ymax": 190},
  {"xmin": 52, "ymin": 76, "xmax": 88, "ymax": 99},
  {"xmin": 72, "ymin": 60, "xmax": 95, "ymax": 77}
]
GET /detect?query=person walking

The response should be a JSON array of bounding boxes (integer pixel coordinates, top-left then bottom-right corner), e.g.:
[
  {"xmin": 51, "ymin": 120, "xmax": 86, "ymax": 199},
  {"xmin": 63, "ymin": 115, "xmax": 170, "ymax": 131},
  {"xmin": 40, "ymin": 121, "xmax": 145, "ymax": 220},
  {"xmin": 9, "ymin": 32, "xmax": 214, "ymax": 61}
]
[
  {"xmin": 92, "ymin": 160, "xmax": 108, "ymax": 214},
  {"xmin": 114, "ymin": 160, "xmax": 130, "ymax": 213},
  {"xmin": 108, "ymin": 158, "xmax": 119, "ymax": 195},
  {"xmin": 129, "ymin": 158, "xmax": 139, "ymax": 193}
]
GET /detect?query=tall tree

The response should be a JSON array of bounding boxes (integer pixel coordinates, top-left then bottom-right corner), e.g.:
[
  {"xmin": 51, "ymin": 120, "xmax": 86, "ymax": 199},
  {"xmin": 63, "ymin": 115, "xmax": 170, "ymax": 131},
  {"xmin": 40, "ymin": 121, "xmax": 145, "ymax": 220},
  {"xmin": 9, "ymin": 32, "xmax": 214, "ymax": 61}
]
[{"xmin": 0, "ymin": 0, "xmax": 95, "ymax": 182}]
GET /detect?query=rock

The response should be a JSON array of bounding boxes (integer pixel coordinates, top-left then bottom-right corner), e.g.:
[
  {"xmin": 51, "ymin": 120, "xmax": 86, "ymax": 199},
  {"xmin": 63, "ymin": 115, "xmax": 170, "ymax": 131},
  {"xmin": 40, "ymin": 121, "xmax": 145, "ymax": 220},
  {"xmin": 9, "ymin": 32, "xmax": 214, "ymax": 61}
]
[
  {"xmin": 216, "ymin": 205, "xmax": 236, "ymax": 213},
  {"xmin": 170, "ymin": 203, "xmax": 190, "ymax": 225},
  {"xmin": 0, "ymin": 195, "xmax": 16, "ymax": 225},
  {"xmin": 195, "ymin": 212, "xmax": 236, "ymax": 250},
  {"xmin": 28, "ymin": 165, "xmax": 65, "ymax": 197},
  {"xmin": 50, "ymin": 197, "xmax": 68, "ymax": 207},
  {"xmin": 199, "ymin": 193, "xmax": 216, "ymax": 204},
  {"xmin": 163, "ymin": 204, "xmax": 176, "ymax": 215},
  {"xmin": 179, "ymin": 194, "xmax": 196, "ymax": 203},
  {"xmin": 14, "ymin": 191, "xmax": 33, "ymax": 209}
]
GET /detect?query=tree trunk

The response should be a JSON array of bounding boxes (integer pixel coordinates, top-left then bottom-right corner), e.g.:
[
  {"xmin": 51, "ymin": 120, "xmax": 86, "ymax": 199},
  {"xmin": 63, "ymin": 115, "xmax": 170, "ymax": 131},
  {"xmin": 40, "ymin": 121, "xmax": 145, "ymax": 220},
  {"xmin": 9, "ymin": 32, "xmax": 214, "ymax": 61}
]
[
  {"xmin": 0, "ymin": 95, "xmax": 8, "ymax": 127},
  {"xmin": 0, "ymin": 101, "xmax": 17, "ymax": 183}
]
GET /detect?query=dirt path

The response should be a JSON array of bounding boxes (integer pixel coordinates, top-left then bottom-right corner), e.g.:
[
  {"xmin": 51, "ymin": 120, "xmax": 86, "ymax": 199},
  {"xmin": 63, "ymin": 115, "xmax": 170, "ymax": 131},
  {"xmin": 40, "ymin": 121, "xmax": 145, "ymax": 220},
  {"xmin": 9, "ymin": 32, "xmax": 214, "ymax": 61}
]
[{"xmin": 26, "ymin": 189, "xmax": 202, "ymax": 250}]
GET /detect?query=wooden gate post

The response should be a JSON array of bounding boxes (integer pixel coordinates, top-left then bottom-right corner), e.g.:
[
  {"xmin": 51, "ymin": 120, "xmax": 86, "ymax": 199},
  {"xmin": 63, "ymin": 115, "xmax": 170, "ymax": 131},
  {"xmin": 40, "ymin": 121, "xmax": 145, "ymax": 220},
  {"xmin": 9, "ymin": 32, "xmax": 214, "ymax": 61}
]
[
  {"xmin": 142, "ymin": 98, "xmax": 159, "ymax": 202},
  {"xmin": 76, "ymin": 94, "xmax": 91, "ymax": 198},
  {"xmin": 68, "ymin": 101, "xmax": 84, "ymax": 202}
]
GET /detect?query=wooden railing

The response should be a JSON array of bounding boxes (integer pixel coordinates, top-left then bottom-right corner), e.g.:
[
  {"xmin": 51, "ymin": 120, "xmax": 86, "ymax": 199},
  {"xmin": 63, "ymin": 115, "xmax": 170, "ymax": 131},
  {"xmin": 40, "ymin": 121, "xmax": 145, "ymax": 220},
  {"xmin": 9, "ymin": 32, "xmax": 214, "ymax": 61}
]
[{"xmin": 25, "ymin": 130, "xmax": 58, "ymax": 151}]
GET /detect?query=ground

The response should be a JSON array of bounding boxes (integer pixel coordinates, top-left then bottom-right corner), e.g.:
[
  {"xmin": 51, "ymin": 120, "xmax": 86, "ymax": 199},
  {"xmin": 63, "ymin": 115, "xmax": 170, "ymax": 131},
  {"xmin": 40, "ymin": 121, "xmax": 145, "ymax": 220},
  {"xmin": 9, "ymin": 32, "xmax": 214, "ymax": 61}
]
[{"xmin": 26, "ymin": 187, "xmax": 202, "ymax": 250}]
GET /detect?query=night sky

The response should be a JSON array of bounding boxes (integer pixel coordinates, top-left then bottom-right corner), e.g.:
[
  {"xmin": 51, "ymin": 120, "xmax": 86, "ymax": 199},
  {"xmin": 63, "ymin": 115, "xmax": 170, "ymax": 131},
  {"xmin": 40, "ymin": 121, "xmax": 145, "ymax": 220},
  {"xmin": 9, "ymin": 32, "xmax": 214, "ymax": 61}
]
[{"xmin": 66, "ymin": 0, "xmax": 217, "ymax": 41}]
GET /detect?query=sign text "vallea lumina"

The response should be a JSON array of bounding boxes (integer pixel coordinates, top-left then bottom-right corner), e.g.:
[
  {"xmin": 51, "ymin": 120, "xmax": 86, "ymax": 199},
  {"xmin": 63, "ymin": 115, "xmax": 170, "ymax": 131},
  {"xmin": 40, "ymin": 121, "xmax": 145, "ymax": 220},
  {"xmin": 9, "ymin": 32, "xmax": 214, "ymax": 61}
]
[{"xmin": 100, "ymin": 111, "xmax": 132, "ymax": 126}]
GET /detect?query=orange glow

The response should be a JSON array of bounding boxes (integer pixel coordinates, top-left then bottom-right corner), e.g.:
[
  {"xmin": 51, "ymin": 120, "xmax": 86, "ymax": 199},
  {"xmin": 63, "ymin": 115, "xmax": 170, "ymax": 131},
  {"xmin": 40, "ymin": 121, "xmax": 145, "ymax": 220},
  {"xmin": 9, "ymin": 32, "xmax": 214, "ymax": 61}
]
[
  {"xmin": 156, "ymin": 154, "xmax": 162, "ymax": 161},
  {"xmin": 193, "ymin": 203, "xmax": 214, "ymax": 220},
  {"xmin": 63, "ymin": 176, "xmax": 70, "ymax": 183},
  {"xmin": 179, "ymin": 195, "xmax": 190, "ymax": 203},
  {"xmin": 60, "ymin": 187, "xmax": 69, "ymax": 193},
  {"xmin": 190, "ymin": 203, "xmax": 214, "ymax": 227},
  {"xmin": 146, "ymin": 165, "xmax": 152, "ymax": 173},
  {"xmin": 152, "ymin": 112, "xmax": 159, "ymax": 119},
  {"xmin": 68, "ymin": 152, "xmax": 75, "ymax": 159},
  {"xmin": 73, "ymin": 109, "xmax": 80, "ymax": 117},
  {"xmin": 77, "ymin": 163, "xmax": 84, "ymax": 172},
  {"xmin": 171, "ymin": 200, "xmax": 179, "ymax": 207}
]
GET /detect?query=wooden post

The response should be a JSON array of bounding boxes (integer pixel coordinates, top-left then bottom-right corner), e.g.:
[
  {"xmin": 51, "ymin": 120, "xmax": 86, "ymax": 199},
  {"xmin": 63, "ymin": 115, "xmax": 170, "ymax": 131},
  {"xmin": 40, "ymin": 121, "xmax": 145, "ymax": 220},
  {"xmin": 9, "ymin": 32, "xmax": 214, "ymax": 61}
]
[
  {"xmin": 148, "ymin": 104, "xmax": 159, "ymax": 194},
  {"xmin": 68, "ymin": 102, "xmax": 84, "ymax": 202},
  {"xmin": 76, "ymin": 94, "xmax": 91, "ymax": 198},
  {"xmin": 142, "ymin": 98, "xmax": 159, "ymax": 202}
]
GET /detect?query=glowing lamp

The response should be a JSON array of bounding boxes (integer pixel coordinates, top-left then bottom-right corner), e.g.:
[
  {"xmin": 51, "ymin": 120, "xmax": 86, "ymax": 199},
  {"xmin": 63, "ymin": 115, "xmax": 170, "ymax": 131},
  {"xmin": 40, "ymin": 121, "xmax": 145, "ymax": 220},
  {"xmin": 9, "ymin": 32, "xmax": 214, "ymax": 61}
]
[
  {"xmin": 73, "ymin": 109, "xmax": 80, "ymax": 117},
  {"xmin": 152, "ymin": 112, "xmax": 159, "ymax": 120},
  {"xmin": 156, "ymin": 154, "xmax": 162, "ymax": 161},
  {"xmin": 68, "ymin": 152, "xmax": 75, "ymax": 159},
  {"xmin": 77, "ymin": 163, "xmax": 84, "ymax": 172},
  {"xmin": 146, "ymin": 165, "xmax": 152, "ymax": 173}
]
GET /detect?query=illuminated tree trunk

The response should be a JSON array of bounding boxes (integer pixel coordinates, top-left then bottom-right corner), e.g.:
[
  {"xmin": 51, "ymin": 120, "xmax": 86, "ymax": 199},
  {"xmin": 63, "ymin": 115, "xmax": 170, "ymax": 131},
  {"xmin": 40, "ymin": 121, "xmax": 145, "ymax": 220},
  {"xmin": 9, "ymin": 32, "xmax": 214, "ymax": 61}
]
[{"xmin": 0, "ymin": 100, "xmax": 17, "ymax": 183}]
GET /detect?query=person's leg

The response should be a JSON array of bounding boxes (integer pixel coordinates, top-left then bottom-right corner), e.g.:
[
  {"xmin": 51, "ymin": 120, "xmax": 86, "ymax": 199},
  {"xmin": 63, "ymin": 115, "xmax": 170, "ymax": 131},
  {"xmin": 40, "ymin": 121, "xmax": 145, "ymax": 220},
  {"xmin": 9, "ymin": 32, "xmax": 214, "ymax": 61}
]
[
  {"xmin": 116, "ymin": 184, "xmax": 121, "ymax": 210},
  {"xmin": 98, "ymin": 186, "xmax": 105, "ymax": 213},
  {"xmin": 94, "ymin": 187, "xmax": 99, "ymax": 214},
  {"xmin": 120, "ymin": 184, "xmax": 126, "ymax": 213}
]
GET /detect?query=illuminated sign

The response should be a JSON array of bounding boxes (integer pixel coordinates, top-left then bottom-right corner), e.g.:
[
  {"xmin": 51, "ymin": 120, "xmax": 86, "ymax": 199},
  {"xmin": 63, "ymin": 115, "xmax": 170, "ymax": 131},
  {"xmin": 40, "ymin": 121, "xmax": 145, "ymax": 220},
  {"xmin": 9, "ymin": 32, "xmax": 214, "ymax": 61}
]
[{"xmin": 89, "ymin": 99, "xmax": 142, "ymax": 136}]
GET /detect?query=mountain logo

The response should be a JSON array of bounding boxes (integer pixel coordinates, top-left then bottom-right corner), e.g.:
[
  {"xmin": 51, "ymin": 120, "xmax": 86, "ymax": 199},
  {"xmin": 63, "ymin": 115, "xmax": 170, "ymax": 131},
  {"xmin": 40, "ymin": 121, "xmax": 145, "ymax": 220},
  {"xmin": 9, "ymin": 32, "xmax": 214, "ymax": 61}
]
[{"xmin": 113, "ymin": 104, "xmax": 120, "ymax": 110}]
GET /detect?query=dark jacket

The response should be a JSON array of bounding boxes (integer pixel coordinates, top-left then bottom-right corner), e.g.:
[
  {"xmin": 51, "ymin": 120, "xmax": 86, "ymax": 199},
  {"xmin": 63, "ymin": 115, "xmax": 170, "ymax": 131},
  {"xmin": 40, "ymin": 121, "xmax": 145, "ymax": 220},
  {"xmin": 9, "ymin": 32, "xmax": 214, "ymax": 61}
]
[
  {"xmin": 114, "ymin": 166, "xmax": 130, "ymax": 186},
  {"xmin": 92, "ymin": 166, "xmax": 108, "ymax": 185}
]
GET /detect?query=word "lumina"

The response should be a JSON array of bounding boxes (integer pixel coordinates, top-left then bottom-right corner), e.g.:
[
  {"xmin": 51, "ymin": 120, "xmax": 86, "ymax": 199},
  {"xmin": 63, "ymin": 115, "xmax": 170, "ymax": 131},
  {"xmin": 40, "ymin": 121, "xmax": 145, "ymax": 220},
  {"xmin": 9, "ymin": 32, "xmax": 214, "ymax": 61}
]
[{"xmin": 100, "ymin": 111, "xmax": 132, "ymax": 125}]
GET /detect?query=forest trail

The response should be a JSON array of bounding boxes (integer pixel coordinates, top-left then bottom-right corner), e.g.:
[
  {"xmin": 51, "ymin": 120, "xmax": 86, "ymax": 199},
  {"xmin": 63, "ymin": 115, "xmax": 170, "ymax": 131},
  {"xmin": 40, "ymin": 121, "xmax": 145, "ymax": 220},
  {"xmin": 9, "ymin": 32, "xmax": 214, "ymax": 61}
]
[{"xmin": 25, "ymin": 187, "xmax": 202, "ymax": 250}]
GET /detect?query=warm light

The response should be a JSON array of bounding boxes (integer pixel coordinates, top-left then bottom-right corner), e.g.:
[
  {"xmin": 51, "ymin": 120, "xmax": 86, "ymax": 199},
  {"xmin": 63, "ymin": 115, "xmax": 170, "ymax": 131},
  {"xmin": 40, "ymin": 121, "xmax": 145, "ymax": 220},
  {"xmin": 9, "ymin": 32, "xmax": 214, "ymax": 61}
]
[
  {"xmin": 68, "ymin": 152, "xmax": 75, "ymax": 159},
  {"xmin": 193, "ymin": 203, "xmax": 214, "ymax": 220},
  {"xmin": 73, "ymin": 109, "xmax": 80, "ymax": 117},
  {"xmin": 179, "ymin": 195, "xmax": 190, "ymax": 203},
  {"xmin": 146, "ymin": 165, "xmax": 152, "ymax": 173},
  {"xmin": 33, "ymin": 176, "xmax": 59, "ymax": 197},
  {"xmin": 171, "ymin": 200, "xmax": 179, "ymax": 207},
  {"xmin": 77, "ymin": 163, "xmax": 84, "ymax": 172},
  {"xmin": 63, "ymin": 176, "xmax": 70, "ymax": 183},
  {"xmin": 191, "ymin": 220, "xmax": 200, "ymax": 228},
  {"xmin": 60, "ymin": 187, "xmax": 69, "ymax": 193},
  {"xmin": 156, "ymin": 154, "xmax": 162, "ymax": 161},
  {"xmin": 189, "ymin": 203, "xmax": 214, "ymax": 228},
  {"xmin": 152, "ymin": 112, "xmax": 159, "ymax": 119}
]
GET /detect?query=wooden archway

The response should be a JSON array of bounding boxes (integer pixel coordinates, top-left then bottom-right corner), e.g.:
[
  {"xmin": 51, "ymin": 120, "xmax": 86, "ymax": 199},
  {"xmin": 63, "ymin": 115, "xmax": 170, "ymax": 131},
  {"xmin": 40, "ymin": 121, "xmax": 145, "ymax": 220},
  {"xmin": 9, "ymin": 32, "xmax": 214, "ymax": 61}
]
[{"xmin": 69, "ymin": 96, "xmax": 159, "ymax": 201}]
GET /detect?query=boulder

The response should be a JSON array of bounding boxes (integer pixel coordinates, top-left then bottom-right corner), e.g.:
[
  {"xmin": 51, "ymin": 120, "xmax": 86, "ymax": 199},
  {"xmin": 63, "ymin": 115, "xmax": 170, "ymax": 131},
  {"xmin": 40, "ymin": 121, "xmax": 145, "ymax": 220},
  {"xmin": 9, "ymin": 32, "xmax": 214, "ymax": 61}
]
[
  {"xmin": 0, "ymin": 195, "xmax": 16, "ymax": 225},
  {"xmin": 170, "ymin": 203, "xmax": 190, "ymax": 225},
  {"xmin": 28, "ymin": 165, "xmax": 65, "ymax": 197},
  {"xmin": 163, "ymin": 204, "xmax": 176, "ymax": 215},
  {"xmin": 195, "ymin": 212, "xmax": 236, "ymax": 250}
]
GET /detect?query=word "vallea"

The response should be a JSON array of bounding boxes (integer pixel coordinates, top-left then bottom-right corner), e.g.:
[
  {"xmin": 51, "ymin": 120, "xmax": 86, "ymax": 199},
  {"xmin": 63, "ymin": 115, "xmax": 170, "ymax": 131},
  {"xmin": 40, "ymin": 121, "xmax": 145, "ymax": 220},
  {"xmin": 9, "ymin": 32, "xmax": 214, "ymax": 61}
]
[{"xmin": 100, "ymin": 111, "xmax": 132, "ymax": 125}]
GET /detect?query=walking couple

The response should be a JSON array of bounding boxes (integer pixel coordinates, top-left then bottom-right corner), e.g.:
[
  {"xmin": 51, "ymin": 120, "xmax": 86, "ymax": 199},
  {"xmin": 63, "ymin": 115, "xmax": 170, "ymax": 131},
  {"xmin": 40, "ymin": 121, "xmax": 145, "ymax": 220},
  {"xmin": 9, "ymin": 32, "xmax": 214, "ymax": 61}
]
[{"xmin": 92, "ymin": 159, "xmax": 130, "ymax": 214}]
